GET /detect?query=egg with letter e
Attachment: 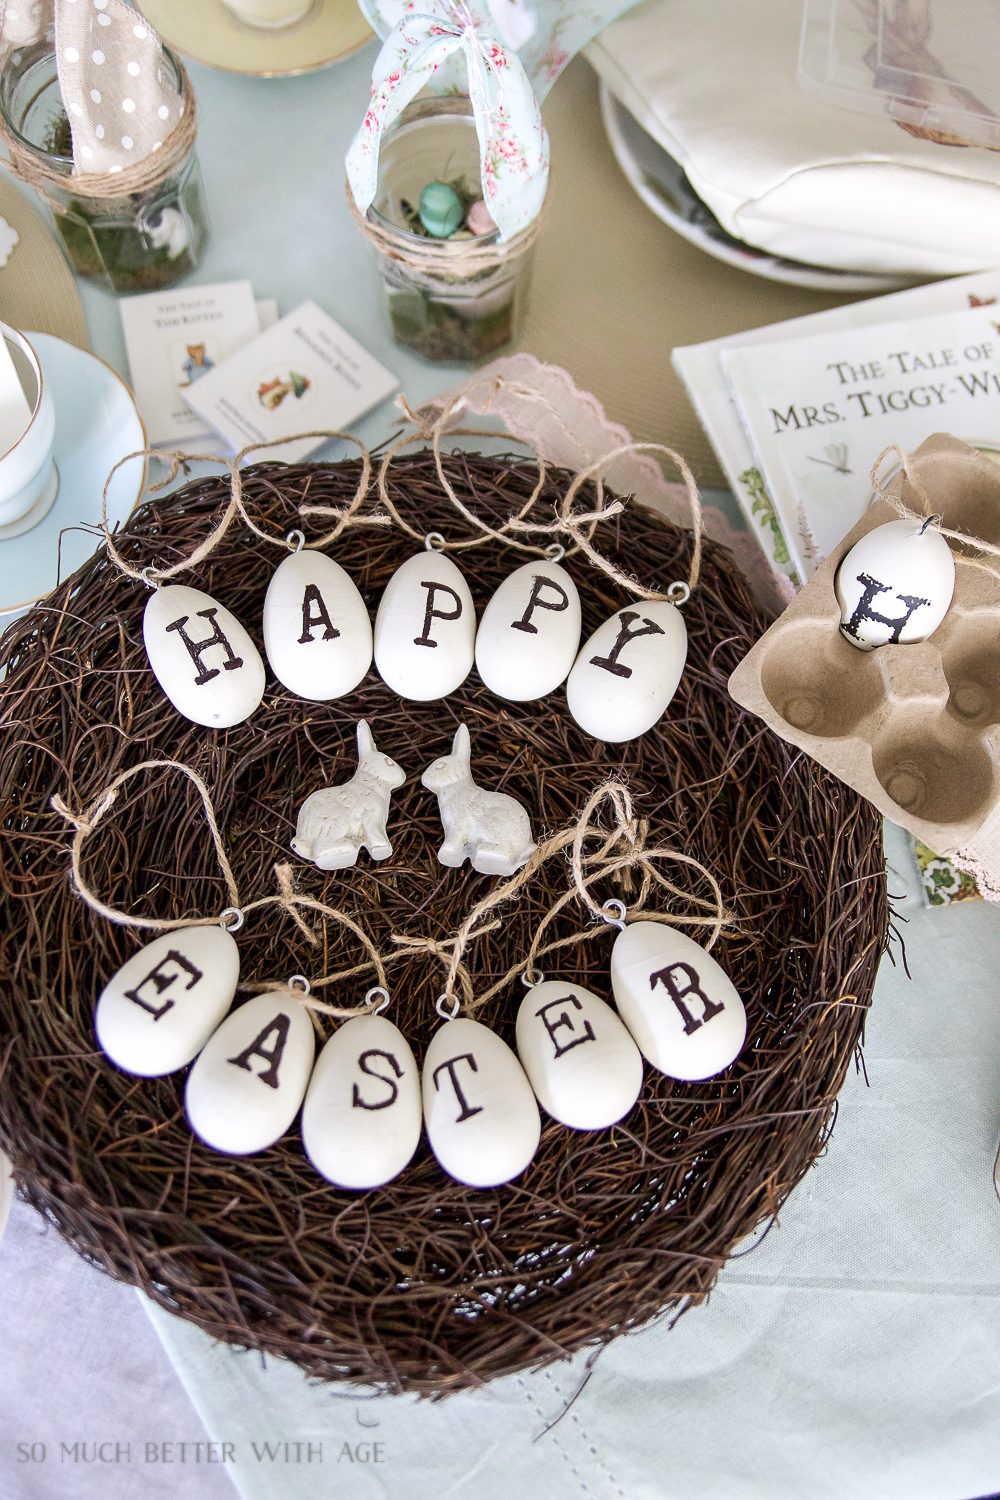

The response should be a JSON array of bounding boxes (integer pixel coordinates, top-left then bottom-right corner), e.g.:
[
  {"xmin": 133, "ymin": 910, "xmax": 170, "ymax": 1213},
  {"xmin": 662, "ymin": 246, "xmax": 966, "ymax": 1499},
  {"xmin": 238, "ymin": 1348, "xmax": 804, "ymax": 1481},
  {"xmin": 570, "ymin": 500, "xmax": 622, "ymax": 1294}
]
[
  {"xmin": 185, "ymin": 992, "xmax": 316, "ymax": 1155},
  {"xmin": 610, "ymin": 922, "xmax": 746, "ymax": 1081},
  {"xmin": 565, "ymin": 600, "xmax": 687, "ymax": 742},
  {"xmin": 516, "ymin": 980, "xmax": 643, "ymax": 1129},
  {"xmin": 835, "ymin": 517, "xmax": 955, "ymax": 651},
  {"xmin": 263, "ymin": 550, "xmax": 372, "ymax": 700},
  {"xmin": 422, "ymin": 1016, "xmax": 540, "ymax": 1187},
  {"xmin": 301, "ymin": 1013, "xmax": 422, "ymax": 1190},
  {"xmin": 374, "ymin": 551, "xmax": 476, "ymax": 701},
  {"xmin": 143, "ymin": 584, "xmax": 265, "ymax": 728},
  {"xmin": 475, "ymin": 559, "xmax": 582, "ymax": 701},
  {"xmin": 95, "ymin": 925, "xmax": 240, "ymax": 1077}
]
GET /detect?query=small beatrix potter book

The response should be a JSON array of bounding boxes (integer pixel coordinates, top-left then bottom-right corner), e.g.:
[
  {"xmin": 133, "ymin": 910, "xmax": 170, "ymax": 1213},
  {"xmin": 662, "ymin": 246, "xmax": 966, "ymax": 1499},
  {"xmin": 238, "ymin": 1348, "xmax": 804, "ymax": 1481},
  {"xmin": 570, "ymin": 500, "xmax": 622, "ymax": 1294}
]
[
  {"xmin": 180, "ymin": 302, "xmax": 398, "ymax": 464},
  {"xmin": 119, "ymin": 280, "xmax": 263, "ymax": 447}
]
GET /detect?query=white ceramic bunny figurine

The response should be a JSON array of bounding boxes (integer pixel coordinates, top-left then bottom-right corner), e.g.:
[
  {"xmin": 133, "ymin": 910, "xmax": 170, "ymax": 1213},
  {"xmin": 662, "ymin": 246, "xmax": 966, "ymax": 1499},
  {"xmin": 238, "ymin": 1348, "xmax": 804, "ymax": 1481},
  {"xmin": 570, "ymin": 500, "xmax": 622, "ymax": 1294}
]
[
  {"xmin": 291, "ymin": 720, "xmax": 406, "ymax": 871},
  {"xmin": 421, "ymin": 723, "xmax": 536, "ymax": 877}
]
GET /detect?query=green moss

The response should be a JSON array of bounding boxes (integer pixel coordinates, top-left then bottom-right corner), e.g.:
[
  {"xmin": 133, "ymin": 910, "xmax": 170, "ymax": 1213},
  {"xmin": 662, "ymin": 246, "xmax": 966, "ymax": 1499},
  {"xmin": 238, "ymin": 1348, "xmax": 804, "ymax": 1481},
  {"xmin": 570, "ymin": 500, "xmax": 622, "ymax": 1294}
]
[{"xmin": 388, "ymin": 288, "xmax": 514, "ymax": 363}]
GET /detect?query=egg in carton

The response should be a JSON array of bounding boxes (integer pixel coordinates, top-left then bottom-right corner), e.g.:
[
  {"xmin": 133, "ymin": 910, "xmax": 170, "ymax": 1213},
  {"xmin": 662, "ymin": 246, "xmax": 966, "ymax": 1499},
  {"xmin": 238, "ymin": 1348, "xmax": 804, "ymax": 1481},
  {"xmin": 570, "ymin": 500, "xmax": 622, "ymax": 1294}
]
[{"xmin": 728, "ymin": 433, "xmax": 1000, "ymax": 872}]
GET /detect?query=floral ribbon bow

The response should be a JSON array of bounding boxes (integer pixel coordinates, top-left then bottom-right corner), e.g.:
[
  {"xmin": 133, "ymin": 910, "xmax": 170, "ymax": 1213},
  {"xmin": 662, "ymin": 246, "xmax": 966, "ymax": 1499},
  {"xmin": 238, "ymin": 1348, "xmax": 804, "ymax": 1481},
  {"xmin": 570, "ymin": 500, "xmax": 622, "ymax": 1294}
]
[{"xmin": 345, "ymin": 12, "xmax": 549, "ymax": 244}]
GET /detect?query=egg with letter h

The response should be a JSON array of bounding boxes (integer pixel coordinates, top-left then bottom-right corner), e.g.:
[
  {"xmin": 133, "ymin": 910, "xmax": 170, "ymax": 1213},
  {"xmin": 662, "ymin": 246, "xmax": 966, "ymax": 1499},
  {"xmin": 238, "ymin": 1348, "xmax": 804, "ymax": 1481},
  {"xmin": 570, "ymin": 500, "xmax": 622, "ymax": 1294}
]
[{"xmin": 835, "ymin": 516, "xmax": 955, "ymax": 652}]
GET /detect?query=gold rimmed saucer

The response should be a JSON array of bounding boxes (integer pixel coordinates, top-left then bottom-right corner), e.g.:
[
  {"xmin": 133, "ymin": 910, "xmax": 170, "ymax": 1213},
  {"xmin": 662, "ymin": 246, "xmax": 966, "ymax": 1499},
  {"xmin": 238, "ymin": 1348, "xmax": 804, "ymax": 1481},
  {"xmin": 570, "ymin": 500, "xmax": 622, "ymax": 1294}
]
[{"xmin": 135, "ymin": 0, "xmax": 374, "ymax": 78}]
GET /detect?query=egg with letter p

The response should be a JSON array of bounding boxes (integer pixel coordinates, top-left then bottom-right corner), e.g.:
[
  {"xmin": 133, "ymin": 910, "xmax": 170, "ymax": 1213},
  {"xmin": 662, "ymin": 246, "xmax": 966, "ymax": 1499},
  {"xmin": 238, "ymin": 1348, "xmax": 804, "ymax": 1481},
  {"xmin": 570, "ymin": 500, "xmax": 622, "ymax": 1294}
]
[
  {"xmin": 374, "ymin": 551, "xmax": 476, "ymax": 701},
  {"xmin": 422, "ymin": 1016, "xmax": 540, "ymax": 1187},
  {"xmin": 566, "ymin": 600, "xmax": 687, "ymax": 742},
  {"xmin": 610, "ymin": 922, "xmax": 746, "ymax": 1081},
  {"xmin": 835, "ymin": 517, "xmax": 955, "ymax": 651},
  {"xmin": 185, "ymin": 991, "xmax": 315, "ymax": 1155},
  {"xmin": 475, "ymin": 559, "xmax": 581, "ymax": 701}
]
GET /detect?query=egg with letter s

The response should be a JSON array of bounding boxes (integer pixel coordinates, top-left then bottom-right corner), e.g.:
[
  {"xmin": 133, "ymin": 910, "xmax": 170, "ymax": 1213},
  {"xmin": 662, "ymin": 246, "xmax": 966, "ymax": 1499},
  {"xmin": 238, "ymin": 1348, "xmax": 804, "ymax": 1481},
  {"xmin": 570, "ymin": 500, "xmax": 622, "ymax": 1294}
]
[
  {"xmin": 95, "ymin": 924, "xmax": 240, "ymax": 1077},
  {"xmin": 263, "ymin": 550, "xmax": 372, "ymax": 700},
  {"xmin": 475, "ymin": 559, "xmax": 581, "ymax": 701},
  {"xmin": 835, "ymin": 516, "xmax": 955, "ymax": 651},
  {"xmin": 422, "ymin": 1016, "xmax": 540, "ymax": 1187},
  {"xmin": 516, "ymin": 980, "xmax": 643, "ymax": 1129},
  {"xmin": 143, "ymin": 584, "xmax": 265, "ymax": 728},
  {"xmin": 185, "ymin": 991, "xmax": 316, "ymax": 1155},
  {"xmin": 374, "ymin": 551, "xmax": 476, "ymax": 701},
  {"xmin": 610, "ymin": 922, "xmax": 746, "ymax": 1081},
  {"xmin": 565, "ymin": 599, "xmax": 687, "ymax": 742},
  {"xmin": 302, "ymin": 1013, "xmax": 422, "ymax": 1189}
]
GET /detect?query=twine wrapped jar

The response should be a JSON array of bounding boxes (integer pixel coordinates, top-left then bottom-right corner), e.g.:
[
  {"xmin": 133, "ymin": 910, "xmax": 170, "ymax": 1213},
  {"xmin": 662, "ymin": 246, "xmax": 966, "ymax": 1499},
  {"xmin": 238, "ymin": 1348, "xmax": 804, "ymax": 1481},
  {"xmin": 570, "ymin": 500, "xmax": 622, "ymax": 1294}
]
[
  {"xmin": 0, "ymin": 42, "xmax": 208, "ymax": 294},
  {"xmin": 350, "ymin": 96, "xmax": 541, "ymax": 364}
]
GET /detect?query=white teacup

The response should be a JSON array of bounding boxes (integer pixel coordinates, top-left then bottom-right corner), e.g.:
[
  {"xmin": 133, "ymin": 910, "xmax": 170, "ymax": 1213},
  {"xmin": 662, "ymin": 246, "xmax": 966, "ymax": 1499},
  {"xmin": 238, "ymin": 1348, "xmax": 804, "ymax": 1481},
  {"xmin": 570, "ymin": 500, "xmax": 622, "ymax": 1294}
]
[
  {"xmin": 0, "ymin": 326, "xmax": 56, "ymax": 535},
  {"xmin": 221, "ymin": 0, "xmax": 314, "ymax": 28}
]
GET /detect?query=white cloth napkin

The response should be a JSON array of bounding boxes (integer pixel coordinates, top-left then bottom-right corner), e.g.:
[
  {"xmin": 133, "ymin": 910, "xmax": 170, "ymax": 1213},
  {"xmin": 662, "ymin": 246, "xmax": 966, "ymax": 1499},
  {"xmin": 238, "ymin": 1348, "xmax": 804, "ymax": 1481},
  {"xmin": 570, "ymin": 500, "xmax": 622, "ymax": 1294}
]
[{"xmin": 586, "ymin": 0, "xmax": 1000, "ymax": 276}]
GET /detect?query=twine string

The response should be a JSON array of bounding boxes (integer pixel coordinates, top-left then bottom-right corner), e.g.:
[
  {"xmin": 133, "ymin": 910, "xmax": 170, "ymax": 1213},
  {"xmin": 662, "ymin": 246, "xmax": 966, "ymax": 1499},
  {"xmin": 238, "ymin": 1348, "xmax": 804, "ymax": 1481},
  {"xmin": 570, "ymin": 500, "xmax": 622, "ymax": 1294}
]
[{"xmin": 870, "ymin": 443, "xmax": 1000, "ymax": 586}]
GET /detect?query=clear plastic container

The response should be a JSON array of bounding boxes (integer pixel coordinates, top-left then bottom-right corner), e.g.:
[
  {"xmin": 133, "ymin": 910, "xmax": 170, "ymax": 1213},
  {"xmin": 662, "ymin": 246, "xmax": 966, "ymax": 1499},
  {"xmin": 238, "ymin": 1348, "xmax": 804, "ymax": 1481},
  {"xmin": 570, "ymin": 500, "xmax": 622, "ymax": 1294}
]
[
  {"xmin": 798, "ymin": 0, "xmax": 1000, "ymax": 151},
  {"xmin": 0, "ymin": 42, "xmax": 208, "ymax": 294},
  {"xmin": 365, "ymin": 96, "xmax": 537, "ymax": 364}
]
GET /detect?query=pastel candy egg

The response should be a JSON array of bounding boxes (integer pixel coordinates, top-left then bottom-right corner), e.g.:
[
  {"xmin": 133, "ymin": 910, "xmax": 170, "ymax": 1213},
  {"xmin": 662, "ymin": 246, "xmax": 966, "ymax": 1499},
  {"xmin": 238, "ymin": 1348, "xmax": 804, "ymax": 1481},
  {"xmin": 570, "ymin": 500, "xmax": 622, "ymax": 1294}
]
[
  {"xmin": 515, "ymin": 981, "xmax": 643, "ymax": 1129},
  {"xmin": 185, "ymin": 991, "xmax": 316, "ymax": 1155},
  {"xmin": 422, "ymin": 1017, "xmax": 540, "ymax": 1188},
  {"xmin": 610, "ymin": 922, "xmax": 746, "ymax": 1081},
  {"xmin": 262, "ymin": 550, "xmax": 372, "ymax": 700},
  {"xmin": 302, "ymin": 1013, "xmax": 422, "ymax": 1189},
  {"xmin": 374, "ymin": 551, "xmax": 476, "ymax": 701},
  {"xmin": 466, "ymin": 199, "xmax": 496, "ymax": 236},
  {"xmin": 419, "ymin": 180, "xmax": 464, "ymax": 238},
  {"xmin": 835, "ymin": 517, "xmax": 955, "ymax": 651},
  {"xmin": 95, "ymin": 925, "xmax": 240, "ymax": 1077},
  {"xmin": 565, "ymin": 599, "xmax": 687, "ymax": 742},
  {"xmin": 143, "ymin": 584, "xmax": 265, "ymax": 729},
  {"xmin": 475, "ymin": 559, "xmax": 581, "ymax": 701}
]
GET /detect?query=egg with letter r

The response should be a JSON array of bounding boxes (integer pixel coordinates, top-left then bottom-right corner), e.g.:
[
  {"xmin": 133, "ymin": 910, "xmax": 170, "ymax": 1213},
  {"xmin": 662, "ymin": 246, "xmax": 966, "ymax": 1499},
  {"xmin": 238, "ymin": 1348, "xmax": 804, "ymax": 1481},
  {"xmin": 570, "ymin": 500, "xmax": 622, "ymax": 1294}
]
[{"xmin": 835, "ymin": 516, "xmax": 955, "ymax": 651}]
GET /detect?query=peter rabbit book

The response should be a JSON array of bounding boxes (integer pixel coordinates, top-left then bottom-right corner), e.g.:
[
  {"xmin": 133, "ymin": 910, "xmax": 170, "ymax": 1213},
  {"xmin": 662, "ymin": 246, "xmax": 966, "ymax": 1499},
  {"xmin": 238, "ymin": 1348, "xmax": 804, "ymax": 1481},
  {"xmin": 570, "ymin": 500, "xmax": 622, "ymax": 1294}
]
[
  {"xmin": 672, "ymin": 268, "xmax": 1000, "ymax": 585},
  {"xmin": 119, "ymin": 280, "xmax": 261, "ymax": 447},
  {"xmin": 181, "ymin": 302, "xmax": 398, "ymax": 464},
  {"xmin": 720, "ymin": 299, "xmax": 1000, "ymax": 577}
]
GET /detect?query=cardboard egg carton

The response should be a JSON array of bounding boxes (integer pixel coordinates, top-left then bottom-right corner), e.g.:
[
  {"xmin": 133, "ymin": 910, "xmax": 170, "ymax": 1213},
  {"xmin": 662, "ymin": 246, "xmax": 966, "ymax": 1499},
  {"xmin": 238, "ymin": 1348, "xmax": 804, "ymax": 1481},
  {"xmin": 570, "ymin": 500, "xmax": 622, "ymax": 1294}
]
[{"xmin": 728, "ymin": 434, "xmax": 1000, "ymax": 859}]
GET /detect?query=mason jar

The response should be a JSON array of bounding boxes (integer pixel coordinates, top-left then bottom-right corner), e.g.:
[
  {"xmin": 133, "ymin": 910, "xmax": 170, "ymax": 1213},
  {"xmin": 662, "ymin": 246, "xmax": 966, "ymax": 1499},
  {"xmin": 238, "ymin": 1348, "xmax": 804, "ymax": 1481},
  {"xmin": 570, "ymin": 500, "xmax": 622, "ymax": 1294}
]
[
  {"xmin": 356, "ymin": 96, "xmax": 540, "ymax": 364},
  {"xmin": 0, "ymin": 40, "xmax": 208, "ymax": 294}
]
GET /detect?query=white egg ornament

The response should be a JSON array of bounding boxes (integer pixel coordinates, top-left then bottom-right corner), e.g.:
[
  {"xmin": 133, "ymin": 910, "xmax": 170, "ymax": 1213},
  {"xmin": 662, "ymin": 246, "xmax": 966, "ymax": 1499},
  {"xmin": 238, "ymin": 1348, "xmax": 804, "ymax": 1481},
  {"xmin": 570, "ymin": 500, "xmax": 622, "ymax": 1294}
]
[
  {"xmin": 185, "ymin": 991, "xmax": 315, "ymax": 1155},
  {"xmin": 422, "ymin": 1016, "xmax": 540, "ymax": 1188},
  {"xmin": 95, "ymin": 925, "xmax": 240, "ymax": 1077},
  {"xmin": 565, "ymin": 600, "xmax": 687, "ymax": 742},
  {"xmin": 262, "ymin": 549, "xmax": 372, "ymax": 700},
  {"xmin": 302, "ymin": 1012, "xmax": 422, "ymax": 1189},
  {"xmin": 475, "ymin": 559, "xmax": 581, "ymax": 701},
  {"xmin": 516, "ymin": 981, "xmax": 643, "ymax": 1129},
  {"xmin": 835, "ymin": 516, "xmax": 955, "ymax": 651},
  {"xmin": 611, "ymin": 922, "xmax": 746, "ymax": 1081},
  {"xmin": 143, "ymin": 584, "xmax": 265, "ymax": 728},
  {"xmin": 374, "ymin": 550, "xmax": 476, "ymax": 701}
]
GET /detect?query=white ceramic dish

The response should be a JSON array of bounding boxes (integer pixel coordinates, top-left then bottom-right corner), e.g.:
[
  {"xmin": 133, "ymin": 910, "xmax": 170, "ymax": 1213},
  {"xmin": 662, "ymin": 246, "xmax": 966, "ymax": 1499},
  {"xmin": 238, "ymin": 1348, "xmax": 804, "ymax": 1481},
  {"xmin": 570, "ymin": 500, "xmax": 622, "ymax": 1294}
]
[
  {"xmin": 135, "ymin": 0, "xmax": 373, "ymax": 77},
  {"xmin": 0, "ymin": 334, "xmax": 146, "ymax": 620},
  {"xmin": 599, "ymin": 82, "xmax": 921, "ymax": 295}
]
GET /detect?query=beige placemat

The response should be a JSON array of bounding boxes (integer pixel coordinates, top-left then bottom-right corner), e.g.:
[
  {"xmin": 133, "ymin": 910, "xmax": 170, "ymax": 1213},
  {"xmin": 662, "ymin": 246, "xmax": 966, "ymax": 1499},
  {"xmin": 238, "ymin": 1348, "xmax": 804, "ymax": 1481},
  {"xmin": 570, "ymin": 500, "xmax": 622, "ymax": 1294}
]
[
  {"xmin": 524, "ymin": 59, "xmax": 867, "ymax": 489},
  {"xmin": 0, "ymin": 174, "xmax": 89, "ymax": 350}
]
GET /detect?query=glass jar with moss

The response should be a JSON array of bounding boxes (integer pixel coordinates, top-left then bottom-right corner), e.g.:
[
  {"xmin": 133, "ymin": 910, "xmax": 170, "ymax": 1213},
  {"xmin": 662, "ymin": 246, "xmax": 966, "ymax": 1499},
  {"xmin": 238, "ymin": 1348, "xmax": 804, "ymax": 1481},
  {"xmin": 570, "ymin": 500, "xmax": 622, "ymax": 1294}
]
[
  {"xmin": 0, "ymin": 42, "xmax": 208, "ymax": 295},
  {"xmin": 355, "ymin": 96, "xmax": 540, "ymax": 364}
]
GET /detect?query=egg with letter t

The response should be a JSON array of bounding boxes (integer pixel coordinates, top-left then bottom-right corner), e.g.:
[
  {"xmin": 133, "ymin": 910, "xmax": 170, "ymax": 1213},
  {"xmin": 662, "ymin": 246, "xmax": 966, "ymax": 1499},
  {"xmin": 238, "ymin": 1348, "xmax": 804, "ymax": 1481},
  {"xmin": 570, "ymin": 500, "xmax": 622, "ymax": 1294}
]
[
  {"xmin": 835, "ymin": 517, "xmax": 955, "ymax": 651},
  {"xmin": 422, "ymin": 1015, "xmax": 540, "ymax": 1187}
]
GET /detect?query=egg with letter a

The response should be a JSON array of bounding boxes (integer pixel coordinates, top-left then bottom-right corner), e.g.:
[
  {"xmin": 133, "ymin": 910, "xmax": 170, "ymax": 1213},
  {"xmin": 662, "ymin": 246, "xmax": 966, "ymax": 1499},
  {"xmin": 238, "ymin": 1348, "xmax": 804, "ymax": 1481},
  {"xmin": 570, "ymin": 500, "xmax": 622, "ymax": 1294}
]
[
  {"xmin": 143, "ymin": 584, "xmax": 265, "ymax": 728},
  {"xmin": 515, "ymin": 981, "xmax": 643, "ymax": 1129},
  {"xmin": 475, "ymin": 559, "xmax": 581, "ymax": 701},
  {"xmin": 262, "ymin": 550, "xmax": 372, "ymax": 700},
  {"xmin": 302, "ymin": 1013, "xmax": 422, "ymax": 1190},
  {"xmin": 185, "ymin": 991, "xmax": 316, "ymax": 1155},
  {"xmin": 374, "ymin": 550, "xmax": 476, "ymax": 701},
  {"xmin": 610, "ymin": 922, "xmax": 746, "ymax": 1081},
  {"xmin": 422, "ymin": 1016, "xmax": 540, "ymax": 1187},
  {"xmin": 835, "ymin": 516, "xmax": 955, "ymax": 651},
  {"xmin": 565, "ymin": 599, "xmax": 687, "ymax": 742},
  {"xmin": 95, "ymin": 924, "xmax": 240, "ymax": 1077}
]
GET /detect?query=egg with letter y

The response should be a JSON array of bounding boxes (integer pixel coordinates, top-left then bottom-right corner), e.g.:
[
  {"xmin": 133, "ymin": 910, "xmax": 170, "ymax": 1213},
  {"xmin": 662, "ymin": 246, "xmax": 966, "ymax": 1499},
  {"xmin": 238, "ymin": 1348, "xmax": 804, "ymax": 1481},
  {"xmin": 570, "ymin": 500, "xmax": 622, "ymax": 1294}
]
[{"xmin": 566, "ymin": 599, "xmax": 687, "ymax": 742}]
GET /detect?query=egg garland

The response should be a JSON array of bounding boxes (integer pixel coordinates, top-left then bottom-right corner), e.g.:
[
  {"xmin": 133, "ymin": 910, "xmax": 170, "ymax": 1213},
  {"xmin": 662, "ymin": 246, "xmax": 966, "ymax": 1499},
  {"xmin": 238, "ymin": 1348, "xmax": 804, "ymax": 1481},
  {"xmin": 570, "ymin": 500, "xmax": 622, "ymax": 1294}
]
[{"xmin": 835, "ymin": 515, "xmax": 956, "ymax": 652}]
